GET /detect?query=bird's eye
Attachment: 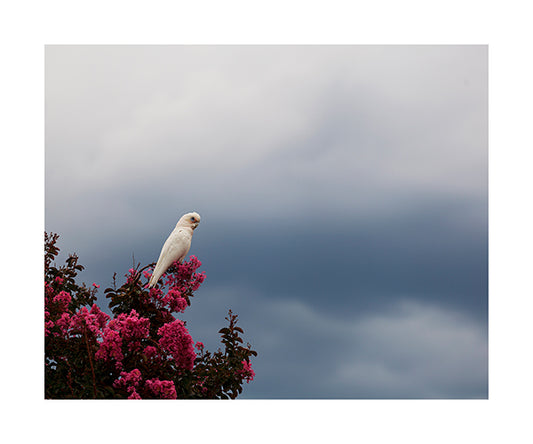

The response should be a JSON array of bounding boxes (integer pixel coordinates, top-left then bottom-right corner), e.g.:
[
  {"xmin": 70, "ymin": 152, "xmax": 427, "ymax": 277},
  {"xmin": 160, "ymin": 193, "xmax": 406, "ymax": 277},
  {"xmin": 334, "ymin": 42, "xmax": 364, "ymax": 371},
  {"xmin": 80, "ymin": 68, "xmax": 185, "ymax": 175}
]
[{"xmin": 190, "ymin": 217, "xmax": 195, "ymax": 222}]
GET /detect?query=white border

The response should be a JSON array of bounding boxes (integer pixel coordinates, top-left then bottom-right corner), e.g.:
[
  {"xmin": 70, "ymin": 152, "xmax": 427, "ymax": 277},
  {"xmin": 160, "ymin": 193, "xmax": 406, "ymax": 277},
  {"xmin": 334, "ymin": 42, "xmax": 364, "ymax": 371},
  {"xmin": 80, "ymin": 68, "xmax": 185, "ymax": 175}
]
[{"xmin": 2, "ymin": 0, "xmax": 532, "ymax": 442}]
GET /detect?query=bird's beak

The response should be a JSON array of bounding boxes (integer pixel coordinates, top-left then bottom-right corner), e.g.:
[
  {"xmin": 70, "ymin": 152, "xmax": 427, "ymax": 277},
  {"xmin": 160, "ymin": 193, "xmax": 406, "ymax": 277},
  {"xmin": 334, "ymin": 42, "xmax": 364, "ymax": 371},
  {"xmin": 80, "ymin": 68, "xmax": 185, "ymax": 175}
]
[{"xmin": 193, "ymin": 223, "xmax": 199, "ymax": 230}]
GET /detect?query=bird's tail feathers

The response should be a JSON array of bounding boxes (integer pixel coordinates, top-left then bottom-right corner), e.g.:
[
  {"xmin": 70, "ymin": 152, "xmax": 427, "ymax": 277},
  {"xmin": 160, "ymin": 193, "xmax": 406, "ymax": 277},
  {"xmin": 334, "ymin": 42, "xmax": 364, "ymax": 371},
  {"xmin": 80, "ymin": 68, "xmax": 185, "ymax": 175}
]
[{"xmin": 148, "ymin": 264, "xmax": 163, "ymax": 288}]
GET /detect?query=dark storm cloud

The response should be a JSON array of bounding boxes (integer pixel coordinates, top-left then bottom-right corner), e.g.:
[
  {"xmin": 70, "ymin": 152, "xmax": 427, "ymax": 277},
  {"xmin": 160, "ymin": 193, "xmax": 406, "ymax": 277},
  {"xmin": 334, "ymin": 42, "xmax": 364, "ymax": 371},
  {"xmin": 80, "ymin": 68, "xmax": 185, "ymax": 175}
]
[
  {"xmin": 63, "ymin": 194, "xmax": 487, "ymax": 322},
  {"xmin": 193, "ymin": 199, "xmax": 487, "ymax": 320},
  {"xmin": 178, "ymin": 284, "xmax": 487, "ymax": 399}
]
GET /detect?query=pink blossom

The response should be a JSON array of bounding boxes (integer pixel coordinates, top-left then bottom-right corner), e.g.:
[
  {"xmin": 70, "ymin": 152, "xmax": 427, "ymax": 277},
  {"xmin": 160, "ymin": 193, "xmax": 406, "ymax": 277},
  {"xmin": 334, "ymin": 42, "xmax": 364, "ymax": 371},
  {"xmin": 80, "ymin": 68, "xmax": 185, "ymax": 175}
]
[
  {"xmin": 143, "ymin": 269, "xmax": 152, "ymax": 280},
  {"xmin": 113, "ymin": 369, "xmax": 142, "ymax": 388},
  {"xmin": 55, "ymin": 312, "xmax": 71, "ymax": 336},
  {"xmin": 190, "ymin": 272, "xmax": 206, "ymax": 291},
  {"xmin": 114, "ymin": 369, "xmax": 143, "ymax": 399},
  {"xmin": 45, "ymin": 320, "xmax": 54, "ymax": 336},
  {"xmin": 92, "ymin": 283, "xmax": 100, "ymax": 288},
  {"xmin": 160, "ymin": 256, "xmax": 205, "ymax": 296},
  {"xmin": 144, "ymin": 345, "xmax": 158, "ymax": 359},
  {"xmin": 162, "ymin": 288, "xmax": 188, "ymax": 313},
  {"xmin": 158, "ymin": 319, "xmax": 196, "ymax": 371},
  {"xmin": 45, "ymin": 281, "xmax": 54, "ymax": 299},
  {"xmin": 69, "ymin": 306, "xmax": 103, "ymax": 337},
  {"xmin": 108, "ymin": 309, "xmax": 150, "ymax": 352},
  {"xmin": 89, "ymin": 304, "xmax": 110, "ymax": 330},
  {"xmin": 239, "ymin": 360, "xmax": 255, "ymax": 383},
  {"xmin": 53, "ymin": 291, "xmax": 71, "ymax": 312},
  {"xmin": 150, "ymin": 256, "xmax": 206, "ymax": 315},
  {"xmin": 145, "ymin": 378, "xmax": 177, "ymax": 399},
  {"xmin": 96, "ymin": 328, "xmax": 124, "ymax": 369},
  {"xmin": 95, "ymin": 309, "xmax": 149, "ymax": 368},
  {"xmin": 195, "ymin": 341, "xmax": 204, "ymax": 351},
  {"xmin": 128, "ymin": 388, "xmax": 142, "ymax": 399},
  {"xmin": 126, "ymin": 268, "xmax": 138, "ymax": 284},
  {"xmin": 148, "ymin": 286, "xmax": 163, "ymax": 301}
]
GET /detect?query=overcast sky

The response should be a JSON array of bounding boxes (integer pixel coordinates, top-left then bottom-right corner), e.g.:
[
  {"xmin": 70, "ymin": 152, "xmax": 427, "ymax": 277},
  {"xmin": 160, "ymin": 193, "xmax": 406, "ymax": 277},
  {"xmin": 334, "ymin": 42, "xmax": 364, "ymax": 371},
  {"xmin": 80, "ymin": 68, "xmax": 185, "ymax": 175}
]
[{"xmin": 45, "ymin": 45, "xmax": 488, "ymax": 398}]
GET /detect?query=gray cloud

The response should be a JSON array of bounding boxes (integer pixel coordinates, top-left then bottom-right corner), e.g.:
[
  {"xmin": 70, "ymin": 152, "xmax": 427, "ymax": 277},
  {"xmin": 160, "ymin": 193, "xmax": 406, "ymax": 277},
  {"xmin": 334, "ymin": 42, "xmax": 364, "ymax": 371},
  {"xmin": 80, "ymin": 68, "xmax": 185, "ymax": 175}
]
[
  {"xmin": 46, "ymin": 45, "xmax": 487, "ymax": 227},
  {"xmin": 331, "ymin": 301, "xmax": 488, "ymax": 398},
  {"xmin": 182, "ymin": 285, "xmax": 487, "ymax": 398},
  {"xmin": 61, "ymin": 199, "xmax": 487, "ymax": 321}
]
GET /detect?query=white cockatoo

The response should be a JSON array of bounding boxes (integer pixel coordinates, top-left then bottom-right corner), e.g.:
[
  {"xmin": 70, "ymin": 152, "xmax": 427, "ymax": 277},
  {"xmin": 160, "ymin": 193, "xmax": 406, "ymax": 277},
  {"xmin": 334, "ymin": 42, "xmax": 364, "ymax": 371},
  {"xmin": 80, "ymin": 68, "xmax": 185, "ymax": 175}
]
[{"xmin": 148, "ymin": 212, "xmax": 201, "ymax": 288}]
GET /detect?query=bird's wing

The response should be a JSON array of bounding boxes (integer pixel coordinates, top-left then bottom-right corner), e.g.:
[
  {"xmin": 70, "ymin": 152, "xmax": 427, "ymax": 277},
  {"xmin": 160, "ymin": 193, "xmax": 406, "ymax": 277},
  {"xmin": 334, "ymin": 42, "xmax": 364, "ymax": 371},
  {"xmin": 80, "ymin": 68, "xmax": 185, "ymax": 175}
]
[{"xmin": 148, "ymin": 229, "xmax": 192, "ymax": 287}]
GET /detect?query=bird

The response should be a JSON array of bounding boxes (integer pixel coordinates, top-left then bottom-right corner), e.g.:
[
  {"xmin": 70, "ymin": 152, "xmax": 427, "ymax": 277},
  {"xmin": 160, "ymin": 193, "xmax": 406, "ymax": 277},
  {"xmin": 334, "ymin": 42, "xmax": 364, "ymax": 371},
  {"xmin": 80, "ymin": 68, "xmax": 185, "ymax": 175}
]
[{"xmin": 148, "ymin": 212, "xmax": 201, "ymax": 288}]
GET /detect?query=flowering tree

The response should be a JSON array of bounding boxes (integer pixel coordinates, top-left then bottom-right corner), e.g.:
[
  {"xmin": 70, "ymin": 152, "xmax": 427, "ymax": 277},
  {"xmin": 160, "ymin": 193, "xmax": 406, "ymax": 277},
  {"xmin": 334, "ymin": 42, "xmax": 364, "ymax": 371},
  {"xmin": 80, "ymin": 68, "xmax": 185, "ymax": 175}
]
[{"xmin": 45, "ymin": 232, "xmax": 257, "ymax": 399}]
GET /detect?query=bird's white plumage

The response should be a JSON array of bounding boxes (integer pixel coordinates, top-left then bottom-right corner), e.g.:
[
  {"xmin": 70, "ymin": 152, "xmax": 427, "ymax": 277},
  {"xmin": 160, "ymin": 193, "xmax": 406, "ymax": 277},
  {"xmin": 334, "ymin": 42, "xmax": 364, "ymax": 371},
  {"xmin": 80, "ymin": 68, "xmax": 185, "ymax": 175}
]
[{"xmin": 148, "ymin": 212, "xmax": 201, "ymax": 287}]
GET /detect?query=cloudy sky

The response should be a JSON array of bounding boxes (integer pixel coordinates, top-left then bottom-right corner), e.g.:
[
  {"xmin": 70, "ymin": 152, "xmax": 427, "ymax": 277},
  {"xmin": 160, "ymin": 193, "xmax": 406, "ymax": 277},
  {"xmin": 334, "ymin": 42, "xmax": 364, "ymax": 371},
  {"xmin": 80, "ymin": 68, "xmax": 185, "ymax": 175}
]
[{"xmin": 45, "ymin": 45, "xmax": 487, "ymax": 398}]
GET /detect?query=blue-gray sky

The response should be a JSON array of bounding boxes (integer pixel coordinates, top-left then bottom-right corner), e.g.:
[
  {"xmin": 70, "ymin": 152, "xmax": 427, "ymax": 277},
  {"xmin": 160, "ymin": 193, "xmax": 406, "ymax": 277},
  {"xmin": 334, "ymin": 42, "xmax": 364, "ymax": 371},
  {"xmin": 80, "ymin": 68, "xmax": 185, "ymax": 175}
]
[{"xmin": 45, "ymin": 45, "xmax": 487, "ymax": 398}]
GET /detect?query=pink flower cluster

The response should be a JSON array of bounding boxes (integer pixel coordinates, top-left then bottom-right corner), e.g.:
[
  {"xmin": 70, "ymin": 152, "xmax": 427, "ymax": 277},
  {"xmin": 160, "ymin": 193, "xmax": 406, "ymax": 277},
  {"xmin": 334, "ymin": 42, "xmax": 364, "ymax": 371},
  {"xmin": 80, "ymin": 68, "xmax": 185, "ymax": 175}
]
[
  {"xmin": 45, "ymin": 279, "xmax": 110, "ymax": 340},
  {"xmin": 45, "ymin": 316, "xmax": 54, "ymax": 337},
  {"xmin": 144, "ymin": 345, "xmax": 158, "ymax": 358},
  {"xmin": 145, "ymin": 378, "xmax": 178, "ymax": 399},
  {"xmin": 126, "ymin": 268, "xmax": 138, "ymax": 284},
  {"xmin": 45, "ymin": 281, "xmax": 54, "ymax": 298},
  {"xmin": 162, "ymin": 256, "xmax": 206, "ymax": 294},
  {"xmin": 141, "ymin": 257, "xmax": 206, "ymax": 318},
  {"xmin": 55, "ymin": 313, "xmax": 71, "ymax": 336},
  {"xmin": 52, "ymin": 291, "xmax": 71, "ymax": 312},
  {"xmin": 45, "ymin": 250, "xmax": 257, "ymax": 399},
  {"xmin": 96, "ymin": 309, "xmax": 150, "ymax": 369},
  {"xmin": 113, "ymin": 369, "xmax": 142, "ymax": 399},
  {"xmin": 70, "ymin": 305, "xmax": 110, "ymax": 337},
  {"xmin": 95, "ymin": 328, "xmax": 123, "ymax": 367},
  {"xmin": 111, "ymin": 310, "xmax": 150, "ymax": 351},
  {"xmin": 162, "ymin": 288, "xmax": 188, "ymax": 313},
  {"xmin": 239, "ymin": 360, "xmax": 255, "ymax": 383},
  {"xmin": 112, "ymin": 369, "xmax": 178, "ymax": 399},
  {"xmin": 158, "ymin": 319, "xmax": 196, "ymax": 371}
]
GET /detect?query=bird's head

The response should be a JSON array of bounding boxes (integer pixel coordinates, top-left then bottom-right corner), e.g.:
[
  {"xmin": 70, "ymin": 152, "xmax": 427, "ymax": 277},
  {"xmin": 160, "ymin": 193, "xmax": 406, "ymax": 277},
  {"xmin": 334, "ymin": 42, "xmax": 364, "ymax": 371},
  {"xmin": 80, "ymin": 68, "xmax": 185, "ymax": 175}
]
[{"xmin": 178, "ymin": 212, "xmax": 201, "ymax": 230}]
